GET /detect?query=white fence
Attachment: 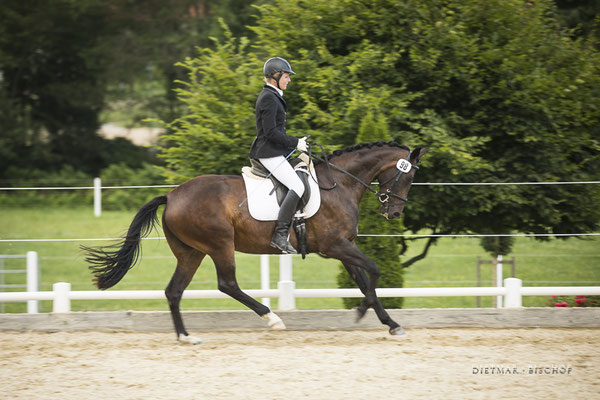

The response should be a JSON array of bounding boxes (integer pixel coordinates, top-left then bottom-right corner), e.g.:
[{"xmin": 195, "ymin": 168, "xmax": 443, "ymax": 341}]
[
  {"xmin": 0, "ymin": 251, "xmax": 40, "ymax": 313},
  {"xmin": 1, "ymin": 181, "xmax": 598, "ymax": 314},
  {"xmin": 1, "ymin": 277, "xmax": 599, "ymax": 313}
]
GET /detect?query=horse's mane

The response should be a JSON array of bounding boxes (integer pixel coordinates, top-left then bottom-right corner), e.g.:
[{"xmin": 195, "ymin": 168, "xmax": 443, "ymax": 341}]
[{"xmin": 313, "ymin": 141, "xmax": 409, "ymax": 164}]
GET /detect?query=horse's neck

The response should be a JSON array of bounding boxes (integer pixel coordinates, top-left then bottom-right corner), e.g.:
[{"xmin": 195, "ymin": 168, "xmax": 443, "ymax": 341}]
[
  {"xmin": 337, "ymin": 148, "xmax": 400, "ymax": 183},
  {"xmin": 326, "ymin": 147, "xmax": 404, "ymax": 201}
]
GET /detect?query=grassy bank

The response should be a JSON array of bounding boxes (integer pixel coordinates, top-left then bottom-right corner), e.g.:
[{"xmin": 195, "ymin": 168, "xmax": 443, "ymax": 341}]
[{"xmin": 1, "ymin": 207, "xmax": 598, "ymax": 313}]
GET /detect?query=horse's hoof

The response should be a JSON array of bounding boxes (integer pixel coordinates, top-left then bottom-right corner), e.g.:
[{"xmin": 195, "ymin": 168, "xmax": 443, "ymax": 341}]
[
  {"xmin": 179, "ymin": 334, "xmax": 203, "ymax": 345},
  {"xmin": 353, "ymin": 306, "xmax": 368, "ymax": 322},
  {"xmin": 262, "ymin": 312, "xmax": 287, "ymax": 330},
  {"xmin": 389, "ymin": 326, "xmax": 406, "ymax": 336},
  {"xmin": 270, "ymin": 320, "xmax": 286, "ymax": 330}
]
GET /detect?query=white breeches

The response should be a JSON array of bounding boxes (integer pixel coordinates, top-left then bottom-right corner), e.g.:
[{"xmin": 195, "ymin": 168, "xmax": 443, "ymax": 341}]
[{"xmin": 258, "ymin": 155, "xmax": 305, "ymax": 197}]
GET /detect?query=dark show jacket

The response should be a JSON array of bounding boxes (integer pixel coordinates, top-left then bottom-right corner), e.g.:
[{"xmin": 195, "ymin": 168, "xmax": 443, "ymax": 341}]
[{"xmin": 249, "ymin": 85, "xmax": 299, "ymax": 159}]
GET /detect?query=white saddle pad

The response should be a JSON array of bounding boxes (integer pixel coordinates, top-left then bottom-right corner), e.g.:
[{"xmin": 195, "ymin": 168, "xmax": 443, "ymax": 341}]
[{"xmin": 241, "ymin": 159, "xmax": 321, "ymax": 221}]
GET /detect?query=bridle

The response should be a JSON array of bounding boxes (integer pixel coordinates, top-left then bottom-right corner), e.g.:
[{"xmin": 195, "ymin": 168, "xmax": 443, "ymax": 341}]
[
  {"xmin": 308, "ymin": 144, "xmax": 420, "ymax": 215},
  {"xmin": 376, "ymin": 156, "xmax": 419, "ymax": 206}
]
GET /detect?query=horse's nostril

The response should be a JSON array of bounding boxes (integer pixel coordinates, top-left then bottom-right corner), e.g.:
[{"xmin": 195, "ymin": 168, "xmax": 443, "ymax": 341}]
[{"xmin": 393, "ymin": 211, "xmax": 401, "ymax": 218}]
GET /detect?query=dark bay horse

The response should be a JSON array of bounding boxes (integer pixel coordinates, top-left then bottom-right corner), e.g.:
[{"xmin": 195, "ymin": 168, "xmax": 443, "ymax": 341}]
[{"xmin": 83, "ymin": 141, "xmax": 427, "ymax": 343}]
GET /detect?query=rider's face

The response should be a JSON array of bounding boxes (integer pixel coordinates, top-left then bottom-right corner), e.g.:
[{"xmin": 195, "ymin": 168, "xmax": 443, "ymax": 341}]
[{"xmin": 277, "ymin": 72, "xmax": 291, "ymax": 90}]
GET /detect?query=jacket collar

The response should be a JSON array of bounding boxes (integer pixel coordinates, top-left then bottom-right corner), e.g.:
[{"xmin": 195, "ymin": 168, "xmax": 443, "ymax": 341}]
[
  {"xmin": 263, "ymin": 84, "xmax": 286, "ymax": 107},
  {"xmin": 265, "ymin": 83, "xmax": 283, "ymax": 97}
]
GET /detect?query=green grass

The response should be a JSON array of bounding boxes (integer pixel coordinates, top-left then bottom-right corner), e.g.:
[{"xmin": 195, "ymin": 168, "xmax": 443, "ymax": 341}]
[{"xmin": 1, "ymin": 207, "xmax": 599, "ymax": 313}]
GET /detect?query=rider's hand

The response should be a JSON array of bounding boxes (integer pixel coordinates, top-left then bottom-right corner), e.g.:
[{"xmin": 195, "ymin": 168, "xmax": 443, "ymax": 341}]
[{"xmin": 296, "ymin": 137, "xmax": 308, "ymax": 152}]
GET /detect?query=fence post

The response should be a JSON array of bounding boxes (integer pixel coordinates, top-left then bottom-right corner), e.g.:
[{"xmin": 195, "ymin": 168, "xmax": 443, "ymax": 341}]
[
  {"xmin": 260, "ymin": 255, "xmax": 270, "ymax": 307},
  {"xmin": 53, "ymin": 282, "xmax": 71, "ymax": 313},
  {"xmin": 496, "ymin": 255, "xmax": 503, "ymax": 308},
  {"xmin": 94, "ymin": 177, "xmax": 102, "ymax": 217},
  {"xmin": 26, "ymin": 251, "xmax": 39, "ymax": 314},
  {"xmin": 504, "ymin": 278, "xmax": 522, "ymax": 308},
  {"xmin": 278, "ymin": 254, "xmax": 295, "ymax": 310}
]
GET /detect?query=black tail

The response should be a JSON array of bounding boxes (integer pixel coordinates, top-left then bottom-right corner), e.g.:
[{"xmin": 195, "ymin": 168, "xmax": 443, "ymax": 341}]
[{"xmin": 82, "ymin": 195, "xmax": 168, "ymax": 289}]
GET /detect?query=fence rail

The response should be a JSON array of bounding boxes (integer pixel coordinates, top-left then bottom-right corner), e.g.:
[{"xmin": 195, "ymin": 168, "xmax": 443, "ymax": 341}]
[
  {"xmin": 1, "ymin": 279, "xmax": 599, "ymax": 313},
  {"xmin": 2, "ymin": 231, "xmax": 600, "ymax": 243},
  {"xmin": 2, "ymin": 181, "xmax": 599, "ymax": 190},
  {"xmin": 2, "ymin": 178, "xmax": 599, "ymax": 217}
]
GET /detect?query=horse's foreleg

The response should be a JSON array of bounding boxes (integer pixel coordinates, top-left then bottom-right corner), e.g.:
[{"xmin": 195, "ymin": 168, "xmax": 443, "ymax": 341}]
[
  {"xmin": 165, "ymin": 254, "xmax": 204, "ymax": 344},
  {"xmin": 344, "ymin": 265, "xmax": 404, "ymax": 335},
  {"xmin": 330, "ymin": 243, "xmax": 380, "ymax": 313},
  {"xmin": 326, "ymin": 240, "xmax": 403, "ymax": 334},
  {"xmin": 212, "ymin": 253, "xmax": 285, "ymax": 330}
]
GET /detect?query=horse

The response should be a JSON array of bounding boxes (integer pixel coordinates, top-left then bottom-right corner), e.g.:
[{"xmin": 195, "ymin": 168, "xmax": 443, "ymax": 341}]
[{"xmin": 83, "ymin": 141, "xmax": 427, "ymax": 343}]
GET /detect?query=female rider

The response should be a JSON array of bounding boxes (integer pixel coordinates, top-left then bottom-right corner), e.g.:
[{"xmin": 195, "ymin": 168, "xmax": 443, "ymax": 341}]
[{"xmin": 249, "ymin": 57, "xmax": 308, "ymax": 254}]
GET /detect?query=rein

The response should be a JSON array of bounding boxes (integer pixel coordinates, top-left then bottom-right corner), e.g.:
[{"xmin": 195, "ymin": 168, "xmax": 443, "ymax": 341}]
[{"xmin": 307, "ymin": 143, "xmax": 419, "ymax": 206}]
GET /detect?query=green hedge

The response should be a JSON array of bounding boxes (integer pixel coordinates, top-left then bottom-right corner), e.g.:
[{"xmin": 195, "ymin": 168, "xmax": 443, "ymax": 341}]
[{"xmin": 0, "ymin": 163, "xmax": 168, "ymax": 210}]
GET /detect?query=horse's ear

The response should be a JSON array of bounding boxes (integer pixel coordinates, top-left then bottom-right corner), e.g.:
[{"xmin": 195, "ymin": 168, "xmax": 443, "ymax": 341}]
[{"xmin": 410, "ymin": 147, "xmax": 428, "ymax": 163}]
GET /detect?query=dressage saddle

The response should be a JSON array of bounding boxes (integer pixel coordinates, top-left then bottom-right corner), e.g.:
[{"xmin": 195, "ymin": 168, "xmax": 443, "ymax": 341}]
[{"xmin": 249, "ymin": 158, "xmax": 311, "ymax": 211}]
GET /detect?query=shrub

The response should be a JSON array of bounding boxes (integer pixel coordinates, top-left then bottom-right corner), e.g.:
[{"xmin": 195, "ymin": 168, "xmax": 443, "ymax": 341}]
[
  {"xmin": 100, "ymin": 163, "xmax": 169, "ymax": 210},
  {"xmin": 0, "ymin": 165, "xmax": 92, "ymax": 208},
  {"xmin": 0, "ymin": 163, "xmax": 168, "ymax": 210}
]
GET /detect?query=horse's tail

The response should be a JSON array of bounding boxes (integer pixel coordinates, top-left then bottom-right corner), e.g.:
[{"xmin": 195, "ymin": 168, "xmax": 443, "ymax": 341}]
[{"xmin": 82, "ymin": 195, "xmax": 168, "ymax": 290}]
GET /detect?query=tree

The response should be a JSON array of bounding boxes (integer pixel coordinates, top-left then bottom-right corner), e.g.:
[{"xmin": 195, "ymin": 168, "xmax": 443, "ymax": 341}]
[
  {"xmin": 249, "ymin": 0, "xmax": 600, "ymax": 265},
  {"xmin": 0, "ymin": 0, "xmax": 260, "ymax": 179},
  {"xmin": 100, "ymin": 0, "xmax": 261, "ymax": 126},
  {"xmin": 480, "ymin": 236, "xmax": 515, "ymax": 259},
  {"xmin": 554, "ymin": 0, "xmax": 600, "ymax": 41},
  {"xmin": 157, "ymin": 0, "xmax": 600, "ymax": 270},
  {"xmin": 0, "ymin": 0, "xmax": 110, "ymax": 175},
  {"xmin": 155, "ymin": 29, "xmax": 264, "ymax": 182}
]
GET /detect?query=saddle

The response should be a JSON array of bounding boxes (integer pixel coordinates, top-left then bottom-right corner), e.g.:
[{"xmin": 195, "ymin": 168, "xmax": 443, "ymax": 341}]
[
  {"xmin": 241, "ymin": 153, "xmax": 321, "ymax": 258},
  {"xmin": 247, "ymin": 158, "xmax": 311, "ymax": 211}
]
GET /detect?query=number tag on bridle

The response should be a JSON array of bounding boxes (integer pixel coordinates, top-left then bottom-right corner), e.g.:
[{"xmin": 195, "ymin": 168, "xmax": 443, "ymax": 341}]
[{"xmin": 396, "ymin": 159, "xmax": 412, "ymax": 173}]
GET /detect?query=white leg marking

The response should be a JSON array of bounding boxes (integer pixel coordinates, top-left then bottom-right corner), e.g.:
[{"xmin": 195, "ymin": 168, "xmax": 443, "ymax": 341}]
[
  {"xmin": 261, "ymin": 312, "xmax": 286, "ymax": 330},
  {"xmin": 179, "ymin": 334, "xmax": 203, "ymax": 345}
]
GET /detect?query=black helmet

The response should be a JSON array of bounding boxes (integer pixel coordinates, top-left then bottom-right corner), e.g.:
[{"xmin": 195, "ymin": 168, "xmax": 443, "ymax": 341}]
[{"xmin": 263, "ymin": 57, "xmax": 296, "ymax": 78}]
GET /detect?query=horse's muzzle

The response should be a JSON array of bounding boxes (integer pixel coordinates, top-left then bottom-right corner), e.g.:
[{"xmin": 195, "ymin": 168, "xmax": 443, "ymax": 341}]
[{"xmin": 380, "ymin": 206, "xmax": 403, "ymax": 220}]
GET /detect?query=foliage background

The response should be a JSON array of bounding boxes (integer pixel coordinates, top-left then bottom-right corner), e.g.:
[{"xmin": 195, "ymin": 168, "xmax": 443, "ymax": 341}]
[
  {"xmin": 1, "ymin": 1, "xmax": 599, "ymax": 308},
  {"xmin": 157, "ymin": 0, "xmax": 600, "ymax": 272}
]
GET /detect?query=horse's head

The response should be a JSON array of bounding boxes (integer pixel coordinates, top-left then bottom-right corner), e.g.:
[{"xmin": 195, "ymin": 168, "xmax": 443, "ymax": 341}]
[{"xmin": 377, "ymin": 147, "xmax": 428, "ymax": 219}]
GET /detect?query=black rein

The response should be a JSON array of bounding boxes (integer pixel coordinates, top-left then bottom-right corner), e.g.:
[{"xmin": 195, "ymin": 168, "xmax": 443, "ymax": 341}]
[{"xmin": 307, "ymin": 143, "xmax": 419, "ymax": 206}]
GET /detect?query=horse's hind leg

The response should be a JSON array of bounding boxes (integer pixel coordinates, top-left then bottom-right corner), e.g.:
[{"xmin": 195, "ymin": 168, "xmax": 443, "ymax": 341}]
[
  {"xmin": 344, "ymin": 264, "xmax": 405, "ymax": 335},
  {"xmin": 211, "ymin": 249, "xmax": 286, "ymax": 330},
  {"xmin": 165, "ymin": 253, "xmax": 205, "ymax": 344},
  {"xmin": 163, "ymin": 222, "xmax": 206, "ymax": 343}
]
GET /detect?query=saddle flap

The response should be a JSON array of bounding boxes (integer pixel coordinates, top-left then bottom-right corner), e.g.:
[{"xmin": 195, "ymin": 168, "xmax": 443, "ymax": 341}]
[
  {"xmin": 272, "ymin": 168, "xmax": 311, "ymax": 209},
  {"xmin": 241, "ymin": 158, "xmax": 321, "ymax": 222}
]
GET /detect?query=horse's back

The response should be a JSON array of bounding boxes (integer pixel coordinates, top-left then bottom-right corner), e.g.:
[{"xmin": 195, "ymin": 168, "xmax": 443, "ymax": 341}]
[
  {"xmin": 164, "ymin": 174, "xmax": 243, "ymax": 220},
  {"xmin": 167, "ymin": 174, "xmax": 242, "ymax": 202}
]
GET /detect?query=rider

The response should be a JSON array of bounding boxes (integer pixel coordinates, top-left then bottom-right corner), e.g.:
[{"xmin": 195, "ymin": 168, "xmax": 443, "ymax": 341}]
[{"xmin": 249, "ymin": 57, "xmax": 308, "ymax": 254}]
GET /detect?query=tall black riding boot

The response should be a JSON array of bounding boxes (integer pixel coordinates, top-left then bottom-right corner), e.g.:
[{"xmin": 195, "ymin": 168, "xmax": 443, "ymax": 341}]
[{"xmin": 270, "ymin": 190, "xmax": 301, "ymax": 254}]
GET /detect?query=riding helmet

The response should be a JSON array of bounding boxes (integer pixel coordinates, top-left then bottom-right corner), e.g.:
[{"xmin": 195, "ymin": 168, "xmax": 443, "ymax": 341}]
[{"xmin": 263, "ymin": 57, "xmax": 296, "ymax": 78}]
